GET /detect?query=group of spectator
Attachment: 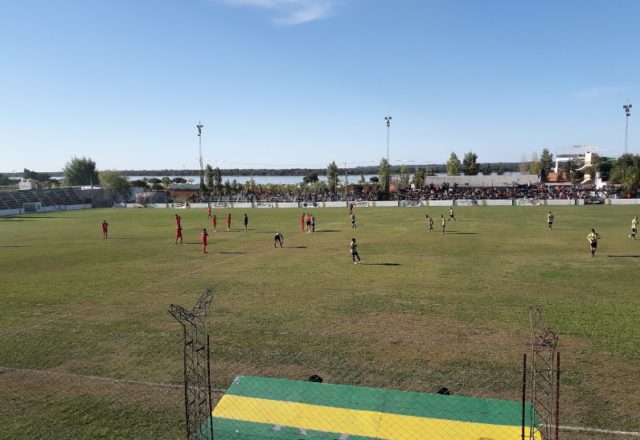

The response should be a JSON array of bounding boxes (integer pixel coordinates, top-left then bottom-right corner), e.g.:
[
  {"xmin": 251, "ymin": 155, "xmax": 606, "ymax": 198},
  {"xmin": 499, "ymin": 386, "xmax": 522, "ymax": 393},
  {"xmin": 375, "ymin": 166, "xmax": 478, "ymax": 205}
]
[
  {"xmin": 199, "ymin": 182, "xmax": 639, "ymax": 203},
  {"xmin": 398, "ymin": 183, "xmax": 637, "ymax": 201}
]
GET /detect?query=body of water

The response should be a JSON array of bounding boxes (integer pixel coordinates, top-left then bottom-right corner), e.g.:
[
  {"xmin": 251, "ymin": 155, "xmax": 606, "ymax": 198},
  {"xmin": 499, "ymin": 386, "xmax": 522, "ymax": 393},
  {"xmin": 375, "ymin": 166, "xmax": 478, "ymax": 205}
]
[
  {"xmin": 127, "ymin": 175, "xmax": 380, "ymax": 185},
  {"xmin": 128, "ymin": 173, "xmax": 522, "ymax": 186}
]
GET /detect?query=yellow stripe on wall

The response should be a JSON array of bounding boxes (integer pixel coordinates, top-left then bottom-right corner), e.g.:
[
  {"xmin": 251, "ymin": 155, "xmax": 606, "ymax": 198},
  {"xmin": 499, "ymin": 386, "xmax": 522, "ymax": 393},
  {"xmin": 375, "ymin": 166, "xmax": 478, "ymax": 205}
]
[{"xmin": 213, "ymin": 395, "xmax": 542, "ymax": 440}]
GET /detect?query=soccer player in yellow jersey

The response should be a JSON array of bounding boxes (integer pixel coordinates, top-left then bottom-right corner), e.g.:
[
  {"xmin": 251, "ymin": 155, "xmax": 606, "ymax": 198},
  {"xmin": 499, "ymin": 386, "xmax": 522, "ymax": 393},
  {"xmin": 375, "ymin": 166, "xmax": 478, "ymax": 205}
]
[
  {"xmin": 448, "ymin": 206, "xmax": 457, "ymax": 222},
  {"xmin": 630, "ymin": 216, "xmax": 638, "ymax": 240},
  {"xmin": 587, "ymin": 228, "xmax": 601, "ymax": 257},
  {"xmin": 547, "ymin": 211, "xmax": 555, "ymax": 230},
  {"xmin": 440, "ymin": 215, "xmax": 446, "ymax": 234}
]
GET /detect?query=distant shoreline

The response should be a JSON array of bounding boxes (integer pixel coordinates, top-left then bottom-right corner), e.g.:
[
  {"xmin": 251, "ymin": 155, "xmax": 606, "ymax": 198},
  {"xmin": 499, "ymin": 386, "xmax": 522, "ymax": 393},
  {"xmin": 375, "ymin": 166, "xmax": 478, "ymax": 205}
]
[{"xmin": 2, "ymin": 162, "xmax": 522, "ymax": 178}]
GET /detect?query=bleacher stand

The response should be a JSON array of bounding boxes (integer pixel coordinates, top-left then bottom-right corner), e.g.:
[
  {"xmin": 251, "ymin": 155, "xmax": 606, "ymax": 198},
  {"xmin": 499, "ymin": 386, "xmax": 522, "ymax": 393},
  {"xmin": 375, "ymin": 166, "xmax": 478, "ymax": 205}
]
[{"xmin": 0, "ymin": 188, "xmax": 84, "ymax": 211}]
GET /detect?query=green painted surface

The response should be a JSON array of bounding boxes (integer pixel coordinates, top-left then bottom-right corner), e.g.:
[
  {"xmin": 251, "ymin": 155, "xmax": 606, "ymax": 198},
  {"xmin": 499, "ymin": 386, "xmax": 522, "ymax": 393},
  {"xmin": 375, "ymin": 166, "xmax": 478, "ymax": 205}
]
[
  {"xmin": 213, "ymin": 418, "xmax": 377, "ymax": 440},
  {"xmin": 225, "ymin": 375, "xmax": 538, "ymax": 427}
]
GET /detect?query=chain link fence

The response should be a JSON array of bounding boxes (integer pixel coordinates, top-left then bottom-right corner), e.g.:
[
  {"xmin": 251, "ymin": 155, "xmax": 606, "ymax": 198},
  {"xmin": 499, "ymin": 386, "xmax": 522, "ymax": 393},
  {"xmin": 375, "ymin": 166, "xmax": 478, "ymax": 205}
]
[{"xmin": 1, "ymin": 327, "xmax": 639, "ymax": 439}]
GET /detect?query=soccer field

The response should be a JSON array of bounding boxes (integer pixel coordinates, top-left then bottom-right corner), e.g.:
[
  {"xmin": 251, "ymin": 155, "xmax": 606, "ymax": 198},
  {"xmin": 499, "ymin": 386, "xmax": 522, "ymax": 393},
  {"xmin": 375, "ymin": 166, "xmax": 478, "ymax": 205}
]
[{"xmin": 1, "ymin": 205, "xmax": 639, "ymax": 439}]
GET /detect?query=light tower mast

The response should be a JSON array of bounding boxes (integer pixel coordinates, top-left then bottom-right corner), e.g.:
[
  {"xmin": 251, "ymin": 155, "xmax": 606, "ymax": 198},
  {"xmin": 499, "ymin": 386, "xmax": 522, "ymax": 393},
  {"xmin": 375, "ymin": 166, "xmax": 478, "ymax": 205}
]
[
  {"xmin": 623, "ymin": 102, "xmax": 632, "ymax": 155},
  {"xmin": 197, "ymin": 122, "xmax": 204, "ymax": 189}
]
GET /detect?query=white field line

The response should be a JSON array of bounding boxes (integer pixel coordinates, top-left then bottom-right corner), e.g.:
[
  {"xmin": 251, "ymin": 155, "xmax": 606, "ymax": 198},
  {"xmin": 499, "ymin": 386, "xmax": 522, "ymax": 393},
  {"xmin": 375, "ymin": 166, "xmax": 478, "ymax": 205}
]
[
  {"xmin": 0, "ymin": 365, "xmax": 227, "ymax": 393},
  {"xmin": 541, "ymin": 423, "xmax": 640, "ymax": 437},
  {"xmin": 3, "ymin": 366, "xmax": 639, "ymax": 437}
]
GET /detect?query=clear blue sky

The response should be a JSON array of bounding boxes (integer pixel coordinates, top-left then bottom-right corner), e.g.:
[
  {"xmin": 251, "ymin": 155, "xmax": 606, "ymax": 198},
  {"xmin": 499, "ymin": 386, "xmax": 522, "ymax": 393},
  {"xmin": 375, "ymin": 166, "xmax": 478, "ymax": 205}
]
[{"xmin": 1, "ymin": 0, "xmax": 638, "ymax": 172}]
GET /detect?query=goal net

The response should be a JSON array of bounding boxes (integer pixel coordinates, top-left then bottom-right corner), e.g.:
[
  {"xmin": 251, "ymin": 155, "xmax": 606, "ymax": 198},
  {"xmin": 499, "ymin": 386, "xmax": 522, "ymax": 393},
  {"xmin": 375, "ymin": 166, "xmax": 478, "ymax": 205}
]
[{"xmin": 23, "ymin": 202, "xmax": 42, "ymax": 213}]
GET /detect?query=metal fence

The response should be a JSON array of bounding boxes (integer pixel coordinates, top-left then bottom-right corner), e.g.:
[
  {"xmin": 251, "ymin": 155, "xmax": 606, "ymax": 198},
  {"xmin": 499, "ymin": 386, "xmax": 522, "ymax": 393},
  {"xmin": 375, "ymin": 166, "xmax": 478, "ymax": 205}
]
[{"xmin": 1, "ymin": 327, "xmax": 639, "ymax": 439}]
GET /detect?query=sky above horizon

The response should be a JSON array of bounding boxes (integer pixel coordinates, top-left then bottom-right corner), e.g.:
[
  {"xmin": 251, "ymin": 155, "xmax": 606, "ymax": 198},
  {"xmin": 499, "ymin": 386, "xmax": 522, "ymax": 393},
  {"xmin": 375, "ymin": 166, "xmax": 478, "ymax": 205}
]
[{"xmin": 1, "ymin": 0, "xmax": 638, "ymax": 173}]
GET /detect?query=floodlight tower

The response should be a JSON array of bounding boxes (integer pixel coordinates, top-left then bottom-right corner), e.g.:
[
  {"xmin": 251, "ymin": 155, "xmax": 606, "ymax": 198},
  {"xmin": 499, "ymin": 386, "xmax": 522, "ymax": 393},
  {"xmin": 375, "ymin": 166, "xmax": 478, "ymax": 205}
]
[
  {"xmin": 623, "ymin": 102, "xmax": 632, "ymax": 155},
  {"xmin": 197, "ymin": 122, "xmax": 204, "ymax": 184},
  {"xmin": 385, "ymin": 115, "xmax": 392, "ymax": 162}
]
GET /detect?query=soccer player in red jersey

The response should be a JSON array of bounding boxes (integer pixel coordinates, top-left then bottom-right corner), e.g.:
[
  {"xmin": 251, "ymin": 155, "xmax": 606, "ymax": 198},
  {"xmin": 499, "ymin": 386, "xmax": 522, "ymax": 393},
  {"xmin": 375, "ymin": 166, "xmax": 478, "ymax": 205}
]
[
  {"xmin": 300, "ymin": 213, "xmax": 305, "ymax": 232},
  {"xmin": 226, "ymin": 213, "xmax": 231, "ymax": 231},
  {"xmin": 212, "ymin": 214, "xmax": 217, "ymax": 232},
  {"xmin": 175, "ymin": 214, "xmax": 182, "ymax": 227},
  {"xmin": 306, "ymin": 213, "xmax": 312, "ymax": 232},
  {"xmin": 175, "ymin": 225, "xmax": 183, "ymax": 244},
  {"xmin": 208, "ymin": 207, "xmax": 212, "ymax": 218},
  {"xmin": 101, "ymin": 220, "xmax": 109, "ymax": 239},
  {"xmin": 200, "ymin": 228, "xmax": 209, "ymax": 253}
]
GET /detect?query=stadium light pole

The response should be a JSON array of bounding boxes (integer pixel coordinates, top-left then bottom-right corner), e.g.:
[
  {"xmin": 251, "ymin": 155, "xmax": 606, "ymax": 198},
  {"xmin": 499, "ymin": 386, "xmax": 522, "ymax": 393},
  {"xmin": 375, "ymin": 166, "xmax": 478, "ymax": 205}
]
[
  {"xmin": 385, "ymin": 115, "xmax": 392, "ymax": 163},
  {"xmin": 623, "ymin": 102, "xmax": 632, "ymax": 155},
  {"xmin": 385, "ymin": 115, "xmax": 392, "ymax": 188},
  {"xmin": 197, "ymin": 122, "xmax": 204, "ymax": 185}
]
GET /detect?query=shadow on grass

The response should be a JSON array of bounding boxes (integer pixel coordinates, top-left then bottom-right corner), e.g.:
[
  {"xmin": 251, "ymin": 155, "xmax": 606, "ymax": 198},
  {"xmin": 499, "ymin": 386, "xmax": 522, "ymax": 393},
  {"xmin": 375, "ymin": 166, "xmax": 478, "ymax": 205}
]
[
  {"xmin": 0, "ymin": 245, "xmax": 31, "ymax": 248},
  {"xmin": 607, "ymin": 255, "xmax": 640, "ymax": 258},
  {"xmin": 446, "ymin": 232, "xmax": 479, "ymax": 235},
  {"xmin": 315, "ymin": 229, "xmax": 341, "ymax": 233},
  {"xmin": 291, "ymin": 246, "xmax": 307, "ymax": 249},
  {"xmin": 361, "ymin": 263, "xmax": 401, "ymax": 266}
]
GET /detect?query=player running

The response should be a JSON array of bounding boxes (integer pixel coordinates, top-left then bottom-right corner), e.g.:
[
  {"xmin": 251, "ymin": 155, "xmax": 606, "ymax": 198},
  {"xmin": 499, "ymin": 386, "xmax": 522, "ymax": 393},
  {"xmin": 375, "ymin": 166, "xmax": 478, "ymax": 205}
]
[
  {"xmin": 426, "ymin": 214, "xmax": 434, "ymax": 232},
  {"xmin": 243, "ymin": 213, "xmax": 249, "ymax": 232},
  {"xmin": 175, "ymin": 224, "xmax": 183, "ymax": 244},
  {"xmin": 212, "ymin": 214, "xmax": 217, "ymax": 232},
  {"xmin": 630, "ymin": 216, "xmax": 638, "ymax": 239},
  {"xmin": 350, "ymin": 238, "xmax": 361, "ymax": 264},
  {"xmin": 274, "ymin": 232, "xmax": 284, "ymax": 248},
  {"xmin": 101, "ymin": 220, "xmax": 109, "ymax": 239},
  {"xmin": 587, "ymin": 228, "xmax": 601, "ymax": 257},
  {"xmin": 226, "ymin": 213, "xmax": 231, "ymax": 232},
  {"xmin": 448, "ymin": 207, "xmax": 457, "ymax": 222},
  {"xmin": 547, "ymin": 211, "xmax": 555, "ymax": 230},
  {"xmin": 200, "ymin": 228, "xmax": 209, "ymax": 254},
  {"xmin": 440, "ymin": 215, "xmax": 446, "ymax": 234}
]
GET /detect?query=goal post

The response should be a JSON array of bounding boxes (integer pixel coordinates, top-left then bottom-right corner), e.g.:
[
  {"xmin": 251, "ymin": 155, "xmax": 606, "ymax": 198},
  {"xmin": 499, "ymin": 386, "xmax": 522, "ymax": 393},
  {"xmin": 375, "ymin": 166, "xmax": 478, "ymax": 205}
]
[{"xmin": 23, "ymin": 202, "xmax": 42, "ymax": 213}]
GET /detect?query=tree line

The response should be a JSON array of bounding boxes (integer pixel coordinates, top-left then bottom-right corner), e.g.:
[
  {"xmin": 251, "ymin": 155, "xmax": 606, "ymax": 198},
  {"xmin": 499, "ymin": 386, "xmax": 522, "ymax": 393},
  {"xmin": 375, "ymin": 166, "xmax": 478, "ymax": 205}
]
[{"xmin": 2, "ymin": 151, "xmax": 640, "ymax": 195}]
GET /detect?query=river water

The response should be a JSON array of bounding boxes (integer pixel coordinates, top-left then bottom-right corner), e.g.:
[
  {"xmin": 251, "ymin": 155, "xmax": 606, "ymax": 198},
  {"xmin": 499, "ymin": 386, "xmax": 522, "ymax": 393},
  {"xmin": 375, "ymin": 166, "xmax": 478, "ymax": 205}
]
[{"xmin": 128, "ymin": 173, "xmax": 521, "ymax": 185}]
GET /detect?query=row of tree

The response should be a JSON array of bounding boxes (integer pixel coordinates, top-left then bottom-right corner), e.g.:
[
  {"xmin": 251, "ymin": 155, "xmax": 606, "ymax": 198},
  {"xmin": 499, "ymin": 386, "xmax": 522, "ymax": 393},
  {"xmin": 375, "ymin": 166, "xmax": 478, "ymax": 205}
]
[{"xmin": 4, "ymin": 151, "xmax": 640, "ymax": 196}]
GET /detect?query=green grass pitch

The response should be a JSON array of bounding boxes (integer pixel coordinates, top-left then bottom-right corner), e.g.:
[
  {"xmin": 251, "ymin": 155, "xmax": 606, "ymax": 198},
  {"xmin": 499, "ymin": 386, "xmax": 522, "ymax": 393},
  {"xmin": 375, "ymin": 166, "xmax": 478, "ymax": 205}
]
[{"xmin": 1, "ymin": 205, "xmax": 639, "ymax": 439}]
